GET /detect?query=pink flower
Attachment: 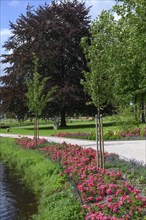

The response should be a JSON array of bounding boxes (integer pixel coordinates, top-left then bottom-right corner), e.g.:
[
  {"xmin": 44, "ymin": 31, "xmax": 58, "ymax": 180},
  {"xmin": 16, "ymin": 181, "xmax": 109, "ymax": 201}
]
[
  {"xmin": 107, "ymin": 197, "xmax": 112, "ymax": 202},
  {"xmin": 113, "ymin": 206, "xmax": 118, "ymax": 213},
  {"xmin": 115, "ymin": 189, "xmax": 122, "ymax": 196}
]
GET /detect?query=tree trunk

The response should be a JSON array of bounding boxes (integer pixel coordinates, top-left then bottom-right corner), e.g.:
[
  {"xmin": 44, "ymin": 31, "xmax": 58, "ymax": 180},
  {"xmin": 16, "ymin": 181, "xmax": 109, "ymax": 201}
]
[
  {"xmin": 141, "ymin": 95, "xmax": 145, "ymax": 123},
  {"xmin": 60, "ymin": 107, "xmax": 66, "ymax": 127},
  {"xmin": 98, "ymin": 108, "xmax": 103, "ymax": 168},
  {"xmin": 34, "ymin": 116, "xmax": 37, "ymax": 148},
  {"xmin": 134, "ymin": 96, "xmax": 139, "ymax": 121},
  {"xmin": 95, "ymin": 114, "xmax": 99, "ymax": 168},
  {"xmin": 95, "ymin": 107, "xmax": 105, "ymax": 169},
  {"xmin": 34, "ymin": 116, "xmax": 39, "ymax": 148},
  {"xmin": 101, "ymin": 116, "xmax": 105, "ymax": 169},
  {"xmin": 144, "ymin": 101, "xmax": 146, "ymax": 121}
]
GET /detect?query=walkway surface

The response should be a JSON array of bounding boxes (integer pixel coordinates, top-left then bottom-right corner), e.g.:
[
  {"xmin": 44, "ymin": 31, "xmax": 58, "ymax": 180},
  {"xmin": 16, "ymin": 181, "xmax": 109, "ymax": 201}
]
[{"xmin": 1, "ymin": 133, "xmax": 146, "ymax": 164}]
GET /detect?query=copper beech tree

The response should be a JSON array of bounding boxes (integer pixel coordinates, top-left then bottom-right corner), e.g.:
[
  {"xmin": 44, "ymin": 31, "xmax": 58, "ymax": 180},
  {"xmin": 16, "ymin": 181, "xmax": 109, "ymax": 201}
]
[{"xmin": 1, "ymin": 0, "xmax": 91, "ymax": 125}]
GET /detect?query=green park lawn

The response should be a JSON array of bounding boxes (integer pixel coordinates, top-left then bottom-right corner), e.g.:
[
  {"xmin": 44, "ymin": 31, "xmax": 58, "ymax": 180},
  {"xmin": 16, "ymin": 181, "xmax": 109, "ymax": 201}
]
[
  {"xmin": 0, "ymin": 116, "xmax": 117, "ymax": 135},
  {"xmin": 0, "ymin": 116, "xmax": 145, "ymax": 140}
]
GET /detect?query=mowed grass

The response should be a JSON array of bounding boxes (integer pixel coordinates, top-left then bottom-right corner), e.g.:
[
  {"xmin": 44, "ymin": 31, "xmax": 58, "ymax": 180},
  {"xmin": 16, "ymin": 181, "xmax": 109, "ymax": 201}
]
[
  {"xmin": 0, "ymin": 116, "xmax": 145, "ymax": 137},
  {"xmin": 0, "ymin": 117, "xmax": 116, "ymax": 136}
]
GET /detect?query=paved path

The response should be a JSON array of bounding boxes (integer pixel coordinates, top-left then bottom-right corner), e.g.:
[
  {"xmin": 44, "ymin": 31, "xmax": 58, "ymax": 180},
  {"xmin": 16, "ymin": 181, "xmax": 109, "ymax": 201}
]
[{"xmin": 1, "ymin": 133, "xmax": 146, "ymax": 164}]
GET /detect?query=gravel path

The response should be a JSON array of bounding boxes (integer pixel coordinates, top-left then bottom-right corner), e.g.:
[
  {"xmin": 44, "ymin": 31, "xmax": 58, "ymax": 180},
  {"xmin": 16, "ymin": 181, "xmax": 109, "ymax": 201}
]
[{"xmin": 1, "ymin": 133, "xmax": 146, "ymax": 164}]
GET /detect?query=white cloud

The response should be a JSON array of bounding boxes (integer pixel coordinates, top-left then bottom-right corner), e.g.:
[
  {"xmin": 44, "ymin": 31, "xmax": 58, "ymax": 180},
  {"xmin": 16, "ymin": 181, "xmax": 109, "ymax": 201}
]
[
  {"xmin": 9, "ymin": 0, "xmax": 20, "ymax": 7},
  {"xmin": 0, "ymin": 28, "xmax": 12, "ymax": 53},
  {"xmin": 85, "ymin": 0, "xmax": 116, "ymax": 20},
  {"xmin": 0, "ymin": 28, "xmax": 11, "ymax": 49},
  {"xmin": 0, "ymin": 29, "xmax": 12, "ymax": 76},
  {"xmin": 0, "ymin": 29, "xmax": 11, "ymax": 37}
]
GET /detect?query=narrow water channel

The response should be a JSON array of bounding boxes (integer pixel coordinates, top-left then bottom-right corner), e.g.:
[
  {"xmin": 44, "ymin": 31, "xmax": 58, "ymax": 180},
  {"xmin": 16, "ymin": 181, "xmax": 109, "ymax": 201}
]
[{"xmin": 0, "ymin": 161, "xmax": 38, "ymax": 220}]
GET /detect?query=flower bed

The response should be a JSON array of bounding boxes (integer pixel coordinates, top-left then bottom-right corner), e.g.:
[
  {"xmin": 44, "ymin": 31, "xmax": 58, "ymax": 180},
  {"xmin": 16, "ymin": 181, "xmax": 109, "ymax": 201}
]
[
  {"xmin": 16, "ymin": 137, "xmax": 48, "ymax": 149},
  {"xmin": 52, "ymin": 128, "xmax": 146, "ymax": 141},
  {"xmin": 51, "ymin": 131, "xmax": 93, "ymax": 139},
  {"xmin": 118, "ymin": 128, "xmax": 146, "ymax": 138},
  {"xmin": 16, "ymin": 137, "xmax": 146, "ymax": 219},
  {"xmin": 1, "ymin": 138, "xmax": 83, "ymax": 220}
]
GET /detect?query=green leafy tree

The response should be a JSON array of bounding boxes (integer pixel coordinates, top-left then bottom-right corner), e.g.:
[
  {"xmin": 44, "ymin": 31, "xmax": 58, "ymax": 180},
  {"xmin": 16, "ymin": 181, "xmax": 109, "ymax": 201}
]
[
  {"xmin": 112, "ymin": 0, "xmax": 146, "ymax": 122},
  {"xmin": 81, "ymin": 11, "xmax": 115, "ymax": 111},
  {"xmin": 26, "ymin": 55, "xmax": 56, "ymax": 147},
  {"xmin": 81, "ymin": 11, "xmax": 116, "ymax": 168}
]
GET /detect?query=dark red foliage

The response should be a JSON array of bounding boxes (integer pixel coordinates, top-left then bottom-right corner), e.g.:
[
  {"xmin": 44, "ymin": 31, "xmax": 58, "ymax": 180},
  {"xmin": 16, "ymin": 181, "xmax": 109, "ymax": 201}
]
[{"xmin": 1, "ymin": 0, "xmax": 91, "ymax": 122}]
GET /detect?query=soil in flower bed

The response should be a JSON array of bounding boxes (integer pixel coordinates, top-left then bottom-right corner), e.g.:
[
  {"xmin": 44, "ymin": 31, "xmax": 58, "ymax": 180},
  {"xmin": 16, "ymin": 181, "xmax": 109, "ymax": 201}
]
[{"xmin": 16, "ymin": 137, "xmax": 146, "ymax": 220}]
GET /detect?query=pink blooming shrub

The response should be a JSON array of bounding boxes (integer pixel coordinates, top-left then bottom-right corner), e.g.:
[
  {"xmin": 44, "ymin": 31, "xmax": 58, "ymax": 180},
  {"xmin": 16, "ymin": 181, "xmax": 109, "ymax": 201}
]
[
  {"xmin": 116, "ymin": 128, "xmax": 146, "ymax": 139},
  {"xmin": 119, "ymin": 128, "xmax": 141, "ymax": 138},
  {"xmin": 52, "ymin": 128, "xmax": 146, "ymax": 141},
  {"xmin": 16, "ymin": 137, "xmax": 47, "ymax": 149},
  {"xmin": 16, "ymin": 138, "xmax": 146, "ymax": 219},
  {"xmin": 51, "ymin": 131, "xmax": 91, "ymax": 139}
]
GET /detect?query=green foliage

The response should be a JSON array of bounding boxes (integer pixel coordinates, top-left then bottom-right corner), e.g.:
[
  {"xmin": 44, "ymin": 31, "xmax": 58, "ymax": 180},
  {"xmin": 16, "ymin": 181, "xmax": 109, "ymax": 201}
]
[
  {"xmin": 35, "ymin": 190, "xmax": 83, "ymax": 220},
  {"xmin": 0, "ymin": 138, "xmax": 83, "ymax": 220},
  {"xmin": 103, "ymin": 130, "xmax": 121, "ymax": 140},
  {"xmin": 26, "ymin": 55, "xmax": 56, "ymax": 117},
  {"xmin": 115, "ymin": 106, "xmax": 140, "ymax": 131},
  {"xmin": 81, "ymin": 11, "xmax": 115, "ymax": 109},
  {"xmin": 105, "ymin": 153, "xmax": 146, "ymax": 181},
  {"xmin": 112, "ymin": 0, "xmax": 146, "ymax": 116}
]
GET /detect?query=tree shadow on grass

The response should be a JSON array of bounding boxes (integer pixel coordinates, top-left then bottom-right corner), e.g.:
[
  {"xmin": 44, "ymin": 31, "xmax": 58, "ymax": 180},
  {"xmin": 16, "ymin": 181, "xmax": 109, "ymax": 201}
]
[
  {"xmin": 25, "ymin": 125, "xmax": 53, "ymax": 131},
  {"xmin": 103, "ymin": 122, "xmax": 116, "ymax": 127},
  {"xmin": 25, "ymin": 122, "xmax": 116, "ymax": 131}
]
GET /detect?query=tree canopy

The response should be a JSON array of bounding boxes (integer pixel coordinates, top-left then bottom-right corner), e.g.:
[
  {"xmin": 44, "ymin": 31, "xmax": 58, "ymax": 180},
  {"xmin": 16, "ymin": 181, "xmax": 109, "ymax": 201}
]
[
  {"xmin": 1, "ymin": 0, "xmax": 91, "ymax": 125},
  {"xmin": 81, "ymin": 10, "xmax": 116, "ymax": 112},
  {"xmin": 112, "ymin": 0, "xmax": 146, "ymax": 121},
  {"xmin": 81, "ymin": 0, "xmax": 146, "ymax": 121},
  {"xmin": 26, "ymin": 55, "xmax": 56, "ymax": 118},
  {"xmin": 1, "ymin": 0, "xmax": 145, "ymax": 123}
]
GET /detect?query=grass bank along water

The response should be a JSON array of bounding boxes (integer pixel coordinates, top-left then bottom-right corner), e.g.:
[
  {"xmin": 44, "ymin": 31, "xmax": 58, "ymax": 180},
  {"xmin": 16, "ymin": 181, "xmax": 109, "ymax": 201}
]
[
  {"xmin": 0, "ymin": 138, "xmax": 83, "ymax": 220},
  {"xmin": 0, "ymin": 161, "xmax": 38, "ymax": 220}
]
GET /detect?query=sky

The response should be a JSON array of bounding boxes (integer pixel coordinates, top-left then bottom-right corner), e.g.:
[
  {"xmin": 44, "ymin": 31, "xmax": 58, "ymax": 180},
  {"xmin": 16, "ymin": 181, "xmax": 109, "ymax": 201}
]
[{"xmin": 0, "ymin": 0, "xmax": 117, "ymax": 75}]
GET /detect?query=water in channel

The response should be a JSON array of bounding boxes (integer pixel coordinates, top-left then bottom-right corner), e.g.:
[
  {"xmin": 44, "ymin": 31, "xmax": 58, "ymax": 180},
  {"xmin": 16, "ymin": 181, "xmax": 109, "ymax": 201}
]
[{"xmin": 0, "ymin": 161, "xmax": 38, "ymax": 220}]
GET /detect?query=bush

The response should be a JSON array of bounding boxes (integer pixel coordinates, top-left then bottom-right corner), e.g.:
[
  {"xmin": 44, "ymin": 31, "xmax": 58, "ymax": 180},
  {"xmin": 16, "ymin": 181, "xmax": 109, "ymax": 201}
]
[{"xmin": 115, "ymin": 106, "xmax": 140, "ymax": 131}]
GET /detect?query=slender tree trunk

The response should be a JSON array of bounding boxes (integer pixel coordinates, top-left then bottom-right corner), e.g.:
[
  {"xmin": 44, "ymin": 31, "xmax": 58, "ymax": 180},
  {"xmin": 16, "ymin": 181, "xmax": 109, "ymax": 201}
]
[
  {"xmin": 98, "ymin": 108, "xmax": 103, "ymax": 168},
  {"xmin": 34, "ymin": 115, "xmax": 38, "ymax": 148},
  {"xmin": 101, "ymin": 116, "xmax": 105, "ymax": 169},
  {"xmin": 96, "ymin": 108, "xmax": 105, "ymax": 169},
  {"xmin": 37, "ymin": 118, "xmax": 39, "ymax": 140},
  {"xmin": 144, "ymin": 98, "xmax": 146, "ymax": 121},
  {"xmin": 34, "ymin": 116, "xmax": 37, "ymax": 148},
  {"xmin": 95, "ymin": 115, "xmax": 99, "ymax": 168},
  {"xmin": 134, "ymin": 96, "xmax": 138, "ymax": 120},
  {"xmin": 141, "ymin": 94, "xmax": 145, "ymax": 123},
  {"xmin": 60, "ymin": 107, "xmax": 66, "ymax": 127},
  {"xmin": 34, "ymin": 118, "xmax": 36, "ymax": 146}
]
